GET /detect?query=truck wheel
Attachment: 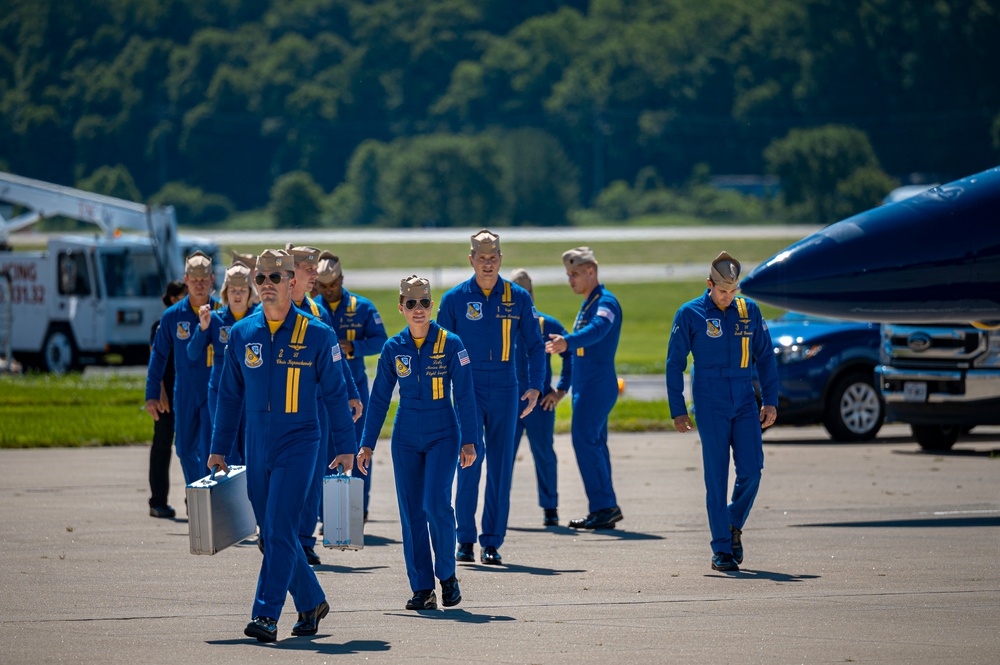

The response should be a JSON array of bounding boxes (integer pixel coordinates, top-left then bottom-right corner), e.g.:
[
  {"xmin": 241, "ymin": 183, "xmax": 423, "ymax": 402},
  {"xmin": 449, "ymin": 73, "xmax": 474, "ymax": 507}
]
[
  {"xmin": 823, "ymin": 370, "xmax": 884, "ymax": 442},
  {"xmin": 911, "ymin": 424, "xmax": 960, "ymax": 451},
  {"xmin": 42, "ymin": 328, "xmax": 79, "ymax": 374}
]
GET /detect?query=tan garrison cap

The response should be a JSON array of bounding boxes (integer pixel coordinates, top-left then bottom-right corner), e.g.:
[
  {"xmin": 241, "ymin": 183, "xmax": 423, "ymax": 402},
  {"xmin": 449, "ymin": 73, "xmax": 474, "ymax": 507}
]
[
  {"xmin": 562, "ymin": 246, "xmax": 597, "ymax": 268},
  {"xmin": 231, "ymin": 250, "xmax": 256, "ymax": 267},
  {"xmin": 185, "ymin": 250, "xmax": 213, "ymax": 277},
  {"xmin": 225, "ymin": 262, "xmax": 251, "ymax": 288},
  {"xmin": 709, "ymin": 251, "xmax": 741, "ymax": 289},
  {"xmin": 284, "ymin": 243, "xmax": 321, "ymax": 266},
  {"xmin": 317, "ymin": 250, "xmax": 343, "ymax": 284},
  {"xmin": 256, "ymin": 249, "xmax": 293, "ymax": 273},
  {"xmin": 400, "ymin": 275, "xmax": 431, "ymax": 299},
  {"xmin": 510, "ymin": 268, "xmax": 532, "ymax": 290},
  {"xmin": 470, "ymin": 229, "xmax": 500, "ymax": 254}
]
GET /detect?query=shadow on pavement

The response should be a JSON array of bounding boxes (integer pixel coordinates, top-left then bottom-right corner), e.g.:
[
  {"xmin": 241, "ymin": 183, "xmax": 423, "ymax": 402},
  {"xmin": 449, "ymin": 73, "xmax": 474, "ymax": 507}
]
[
  {"xmin": 792, "ymin": 515, "xmax": 1000, "ymax": 529},
  {"xmin": 207, "ymin": 637, "xmax": 392, "ymax": 655},
  {"xmin": 386, "ymin": 609, "xmax": 517, "ymax": 624},
  {"xmin": 457, "ymin": 562, "xmax": 586, "ymax": 576},
  {"xmin": 705, "ymin": 569, "xmax": 820, "ymax": 582},
  {"xmin": 310, "ymin": 563, "xmax": 391, "ymax": 574}
]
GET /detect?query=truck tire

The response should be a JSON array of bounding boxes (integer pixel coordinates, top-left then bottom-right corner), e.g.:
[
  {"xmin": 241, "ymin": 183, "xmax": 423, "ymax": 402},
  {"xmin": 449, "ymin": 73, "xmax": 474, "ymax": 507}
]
[
  {"xmin": 911, "ymin": 424, "xmax": 960, "ymax": 451},
  {"xmin": 42, "ymin": 327, "xmax": 79, "ymax": 374},
  {"xmin": 823, "ymin": 370, "xmax": 884, "ymax": 442}
]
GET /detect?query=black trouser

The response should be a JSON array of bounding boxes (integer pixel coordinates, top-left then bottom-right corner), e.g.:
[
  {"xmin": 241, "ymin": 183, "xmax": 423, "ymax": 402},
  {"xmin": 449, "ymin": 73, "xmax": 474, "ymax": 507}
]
[{"xmin": 149, "ymin": 392, "xmax": 175, "ymax": 508}]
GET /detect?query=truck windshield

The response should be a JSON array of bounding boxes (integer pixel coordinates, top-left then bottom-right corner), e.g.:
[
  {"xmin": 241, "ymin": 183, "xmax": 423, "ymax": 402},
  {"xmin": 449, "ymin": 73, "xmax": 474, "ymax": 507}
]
[{"xmin": 100, "ymin": 251, "xmax": 161, "ymax": 298}]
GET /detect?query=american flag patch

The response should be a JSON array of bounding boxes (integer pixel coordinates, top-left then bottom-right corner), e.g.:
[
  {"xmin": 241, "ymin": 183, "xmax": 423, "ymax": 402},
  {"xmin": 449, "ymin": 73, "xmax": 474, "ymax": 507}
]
[
  {"xmin": 374, "ymin": 313, "xmax": 383, "ymax": 325},
  {"xmin": 458, "ymin": 349, "xmax": 470, "ymax": 366},
  {"xmin": 331, "ymin": 343, "xmax": 343, "ymax": 362},
  {"xmin": 531, "ymin": 306, "xmax": 539, "ymax": 319},
  {"xmin": 596, "ymin": 306, "xmax": 615, "ymax": 323}
]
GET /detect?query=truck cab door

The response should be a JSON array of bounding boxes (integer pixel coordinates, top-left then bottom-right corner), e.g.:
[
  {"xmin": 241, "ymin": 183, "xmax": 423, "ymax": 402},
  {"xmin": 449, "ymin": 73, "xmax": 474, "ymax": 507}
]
[{"xmin": 58, "ymin": 250, "xmax": 99, "ymax": 351}]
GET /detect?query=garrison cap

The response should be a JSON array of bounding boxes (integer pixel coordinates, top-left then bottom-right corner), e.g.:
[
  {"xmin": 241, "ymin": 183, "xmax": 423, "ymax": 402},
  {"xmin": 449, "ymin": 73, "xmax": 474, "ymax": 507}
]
[
  {"xmin": 184, "ymin": 250, "xmax": 213, "ymax": 277},
  {"xmin": 562, "ymin": 246, "xmax": 598, "ymax": 268},
  {"xmin": 231, "ymin": 250, "xmax": 256, "ymax": 267},
  {"xmin": 255, "ymin": 249, "xmax": 293, "ymax": 273},
  {"xmin": 400, "ymin": 275, "xmax": 431, "ymax": 300},
  {"xmin": 509, "ymin": 268, "xmax": 532, "ymax": 290},
  {"xmin": 709, "ymin": 251, "xmax": 741, "ymax": 289},
  {"xmin": 224, "ymin": 262, "xmax": 251, "ymax": 288},
  {"xmin": 284, "ymin": 243, "xmax": 321, "ymax": 266},
  {"xmin": 317, "ymin": 250, "xmax": 343, "ymax": 284},
  {"xmin": 470, "ymin": 229, "xmax": 501, "ymax": 254}
]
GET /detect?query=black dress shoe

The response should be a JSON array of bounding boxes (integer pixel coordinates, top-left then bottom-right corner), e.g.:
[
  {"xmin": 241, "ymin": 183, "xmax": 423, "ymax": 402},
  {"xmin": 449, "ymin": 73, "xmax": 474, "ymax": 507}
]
[
  {"xmin": 405, "ymin": 589, "xmax": 437, "ymax": 610},
  {"xmin": 291, "ymin": 599, "xmax": 329, "ymax": 636},
  {"xmin": 303, "ymin": 544, "xmax": 321, "ymax": 566},
  {"xmin": 730, "ymin": 525, "xmax": 744, "ymax": 564},
  {"xmin": 480, "ymin": 545, "xmax": 502, "ymax": 565},
  {"xmin": 149, "ymin": 505, "xmax": 176, "ymax": 519},
  {"xmin": 543, "ymin": 508, "xmax": 559, "ymax": 526},
  {"xmin": 244, "ymin": 616, "xmax": 277, "ymax": 642},
  {"xmin": 456, "ymin": 542, "xmax": 475, "ymax": 562},
  {"xmin": 711, "ymin": 552, "xmax": 739, "ymax": 572},
  {"xmin": 440, "ymin": 575, "xmax": 461, "ymax": 607},
  {"xmin": 568, "ymin": 505, "xmax": 623, "ymax": 530}
]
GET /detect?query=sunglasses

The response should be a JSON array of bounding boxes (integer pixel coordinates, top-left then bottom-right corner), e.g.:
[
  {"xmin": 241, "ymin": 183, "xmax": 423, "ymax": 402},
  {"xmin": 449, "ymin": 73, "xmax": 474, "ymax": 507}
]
[
  {"xmin": 254, "ymin": 272, "xmax": 286, "ymax": 285},
  {"xmin": 403, "ymin": 298, "xmax": 432, "ymax": 310}
]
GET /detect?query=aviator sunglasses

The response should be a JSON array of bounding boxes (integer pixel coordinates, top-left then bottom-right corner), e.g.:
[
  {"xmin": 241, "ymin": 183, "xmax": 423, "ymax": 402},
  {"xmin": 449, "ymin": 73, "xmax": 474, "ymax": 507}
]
[
  {"xmin": 254, "ymin": 272, "xmax": 286, "ymax": 285},
  {"xmin": 403, "ymin": 298, "xmax": 432, "ymax": 310}
]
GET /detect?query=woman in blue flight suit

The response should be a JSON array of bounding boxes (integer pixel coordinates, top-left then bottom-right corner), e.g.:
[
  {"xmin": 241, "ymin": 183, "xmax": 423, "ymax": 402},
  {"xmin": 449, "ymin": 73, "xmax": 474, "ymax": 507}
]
[
  {"xmin": 357, "ymin": 275, "xmax": 479, "ymax": 611},
  {"xmin": 186, "ymin": 261, "xmax": 255, "ymax": 465}
]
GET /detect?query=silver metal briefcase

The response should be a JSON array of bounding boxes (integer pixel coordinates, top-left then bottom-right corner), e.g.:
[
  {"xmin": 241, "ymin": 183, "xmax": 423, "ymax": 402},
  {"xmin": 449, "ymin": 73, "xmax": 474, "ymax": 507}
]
[
  {"xmin": 186, "ymin": 465, "xmax": 257, "ymax": 555},
  {"xmin": 322, "ymin": 471, "xmax": 364, "ymax": 550}
]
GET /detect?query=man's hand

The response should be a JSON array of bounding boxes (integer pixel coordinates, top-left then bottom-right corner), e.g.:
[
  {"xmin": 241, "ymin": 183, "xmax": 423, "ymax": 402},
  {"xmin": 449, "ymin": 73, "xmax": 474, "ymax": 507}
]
[
  {"xmin": 355, "ymin": 447, "xmax": 373, "ymax": 476},
  {"xmin": 330, "ymin": 453, "xmax": 355, "ymax": 474},
  {"xmin": 519, "ymin": 388, "xmax": 540, "ymax": 418},
  {"xmin": 145, "ymin": 398, "xmax": 164, "ymax": 421},
  {"xmin": 760, "ymin": 405, "xmax": 777, "ymax": 429},
  {"xmin": 340, "ymin": 339, "xmax": 354, "ymax": 356},
  {"xmin": 459, "ymin": 444, "xmax": 477, "ymax": 469},
  {"xmin": 673, "ymin": 415, "xmax": 694, "ymax": 433},
  {"xmin": 545, "ymin": 333, "xmax": 567, "ymax": 355},
  {"xmin": 349, "ymin": 398, "xmax": 363, "ymax": 422},
  {"xmin": 158, "ymin": 383, "xmax": 170, "ymax": 413},
  {"xmin": 198, "ymin": 303, "xmax": 212, "ymax": 331},
  {"xmin": 540, "ymin": 389, "xmax": 566, "ymax": 411},
  {"xmin": 206, "ymin": 453, "xmax": 228, "ymax": 475}
]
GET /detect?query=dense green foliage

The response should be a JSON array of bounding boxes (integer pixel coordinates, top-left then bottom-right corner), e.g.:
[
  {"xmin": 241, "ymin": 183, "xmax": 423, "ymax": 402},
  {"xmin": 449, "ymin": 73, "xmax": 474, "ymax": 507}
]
[{"xmin": 3, "ymin": 0, "xmax": 998, "ymax": 226}]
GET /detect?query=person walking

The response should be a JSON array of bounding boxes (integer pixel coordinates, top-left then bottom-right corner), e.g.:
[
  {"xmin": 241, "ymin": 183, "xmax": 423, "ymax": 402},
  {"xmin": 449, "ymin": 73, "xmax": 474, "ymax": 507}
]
[
  {"xmin": 665, "ymin": 251, "xmax": 778, "ymax": 572},
  {"xmin": 437, "ymin": 229, "xmax": 545, "ymax": 565},
  {"xmin": 207, "ymin": 249, "xmax": 358, "ymax": 643},
  {"xmin": 357, "ymin": 275, "xmax": 478, "ymax": 610},
  {"xmin": 544, "ymin": 247, "xmax": 624, "ymax": 530}
]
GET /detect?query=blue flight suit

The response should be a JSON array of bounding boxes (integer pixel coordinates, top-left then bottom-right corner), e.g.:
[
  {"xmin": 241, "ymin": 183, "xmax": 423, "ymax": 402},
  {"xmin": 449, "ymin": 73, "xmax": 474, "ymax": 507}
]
[
  {"xmin": 360, "ymin": 321, "xmax": 478, "ymax": 592},
  {"xmin": 145, "ymin": 295, "xmax": 221, "ymax": 485},
  {"xmin": 562, "ymin": 285, "xmax": 622, "ymax": 513},
  {"xmin": 293, "ymin": 295, "xmax": 360, "ymax": 551},
  {"xmin": 211, "ymin": 306, "xmax": 356, "ymax": 622},
  {"xmin": 514, "ymin": 312, "xmax": 572, "ymax": 511},
  {"xmin": 665, "ymin": 290, "xmax": 778, "ymax": 555},
  {"xmin": 185, "ymin": 303, "xmax": 257, "ymax": 466},
  {"xmin": 438, "ymin": 276, "xmax": 545, "ymax": 549},
  {"xmin": 320, "ymin": 289, "xmax": 388, "ymax": 513}
]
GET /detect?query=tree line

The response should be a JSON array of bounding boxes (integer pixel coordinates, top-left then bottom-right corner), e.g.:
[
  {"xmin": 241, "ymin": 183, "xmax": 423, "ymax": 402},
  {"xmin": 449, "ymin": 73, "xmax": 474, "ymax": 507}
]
[{"xmin": 2, "ymin": 0, "xmax": 998, "ymax": 227}]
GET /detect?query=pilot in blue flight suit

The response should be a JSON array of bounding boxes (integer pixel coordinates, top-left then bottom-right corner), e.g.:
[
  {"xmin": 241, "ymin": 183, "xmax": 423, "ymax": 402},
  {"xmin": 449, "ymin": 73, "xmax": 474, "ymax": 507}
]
[
  {"xmin": 186, "ymin": 261, "xmax": 255, "ymax": 466},
  {"xmin": 208, "ymin": 249, "xmax": 357, "ymax": 643},
  {"xmin": 315, "ymin": 251, "xmax": 388, "ymax": 521},
  {"xmin": 437, "ymin": 229, "xmax": 545, "ymax": 566},
  {"xmin": 286, "ymin": 244, "xmax": 362, "ymax": 567},
  {"xmin": 666, "ymin": 251, "xmax": 778, "ymax": 572},
  {"xmin": 145, "ymin": 251, "xmax": 220, "ymax": 486},
  {"xmin": 357, "ymin": 275, "xmax": 479, "ymax": 611},
  {"xmin": 545, "ymin": 247, "xmax": 625, "ymax": 530},
  {"xmin": 509, "ymin": 269, "xmax": 573, "ymax": 527}
]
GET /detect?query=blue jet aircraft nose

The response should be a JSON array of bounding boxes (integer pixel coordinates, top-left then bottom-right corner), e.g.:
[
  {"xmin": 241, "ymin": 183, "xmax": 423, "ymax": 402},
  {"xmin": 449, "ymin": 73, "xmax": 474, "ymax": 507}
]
[{"xmin": 740, "ymin": 166, "xmax": 1000, "ymax": 324}]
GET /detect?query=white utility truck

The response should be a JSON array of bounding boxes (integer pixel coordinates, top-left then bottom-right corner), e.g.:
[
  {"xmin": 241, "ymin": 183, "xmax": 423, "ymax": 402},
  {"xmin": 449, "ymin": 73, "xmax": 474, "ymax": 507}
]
[{"xmin": 0, "ymin": 171, "xmax": 220, "ymax": 372}]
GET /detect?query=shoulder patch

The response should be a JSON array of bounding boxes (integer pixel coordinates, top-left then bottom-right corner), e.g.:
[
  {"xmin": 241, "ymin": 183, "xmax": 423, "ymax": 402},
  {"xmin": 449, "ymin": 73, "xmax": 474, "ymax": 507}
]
[
  {"xmin": 458, "ymin": 349, "xmax": 470, "ymax": 366},
  {"xmin": 245, "ymin": 342, "xmax": 263, "ymax": 368},
  {"xmin": 706, "ymin": 319, "xmax": 722, "ymax": 338},
  {"xmin": 395, "ymin": 355, "xmax": 412, "ymax": 377},
  {"xmin": 596, "ymin": 306, "xmax": 615, "ymax": 323},
  {"xmin": 176, "ymin": 321, "xmax": 191, "ymax": 340},
  {"xmin": 466, "ymin": 302, "xmax": 483, "ymax": 320},
  {"xmin": 331, "ymin": 343, "xmax": 343, "ymax": 362}
]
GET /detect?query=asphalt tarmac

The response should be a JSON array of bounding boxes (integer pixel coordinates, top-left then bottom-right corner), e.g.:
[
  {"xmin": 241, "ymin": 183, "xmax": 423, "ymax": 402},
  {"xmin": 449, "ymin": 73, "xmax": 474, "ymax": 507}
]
[{"xmin": 2, "ymin": 424, "xmax": 998, "ymax": 664}]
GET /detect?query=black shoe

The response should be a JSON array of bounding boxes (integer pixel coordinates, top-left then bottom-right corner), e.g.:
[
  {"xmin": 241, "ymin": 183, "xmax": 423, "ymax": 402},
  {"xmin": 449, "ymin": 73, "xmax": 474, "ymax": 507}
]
[
  {"xmin": 303, "ymin": 544, "xmax": 321, "ymax": 566},
  {"xmin": 440, "ymin": 575, "xmax": 461, "ymax": 607},
  {"xmin": 711, "ymin": 552, "xmax": 739, "ymax": 572},
  {"xmin": 149, "ymin": 505, "xmax": 176, "ymax": 519},
  {"xmin": 480, "ymin": 545, "xmax": 502, "ymax": 565},
  {"xmin": 244, "ymin": 616, "xmax": 277, "ymax": 642},
  {"xmin": 291, "ymin": 600, "xmax": 329, "ymax": 636},
  {"xmin": 405, "ymin": 589, "xmax": 437, "ymax": 610},
  {"xmin": 567, "ymin": 505, "xmax": 623, "ymax": 530},
  {"xmin": 731, "ymin": 525, "xmax": 744, "ymax": 565},
  {"xmin": 543, "ymin": 508, "xmax": 559, "ymax": 527},
  {"xmin": 456, "ymin": 542, "xmax": 475, "ymax": 562}
]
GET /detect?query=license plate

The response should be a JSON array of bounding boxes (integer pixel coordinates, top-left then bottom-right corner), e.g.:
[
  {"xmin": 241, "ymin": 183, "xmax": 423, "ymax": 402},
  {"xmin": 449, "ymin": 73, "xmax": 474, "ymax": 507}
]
[{"xmin": 903, "ymin": 381, "xmax": 927, "ymax": 402}]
